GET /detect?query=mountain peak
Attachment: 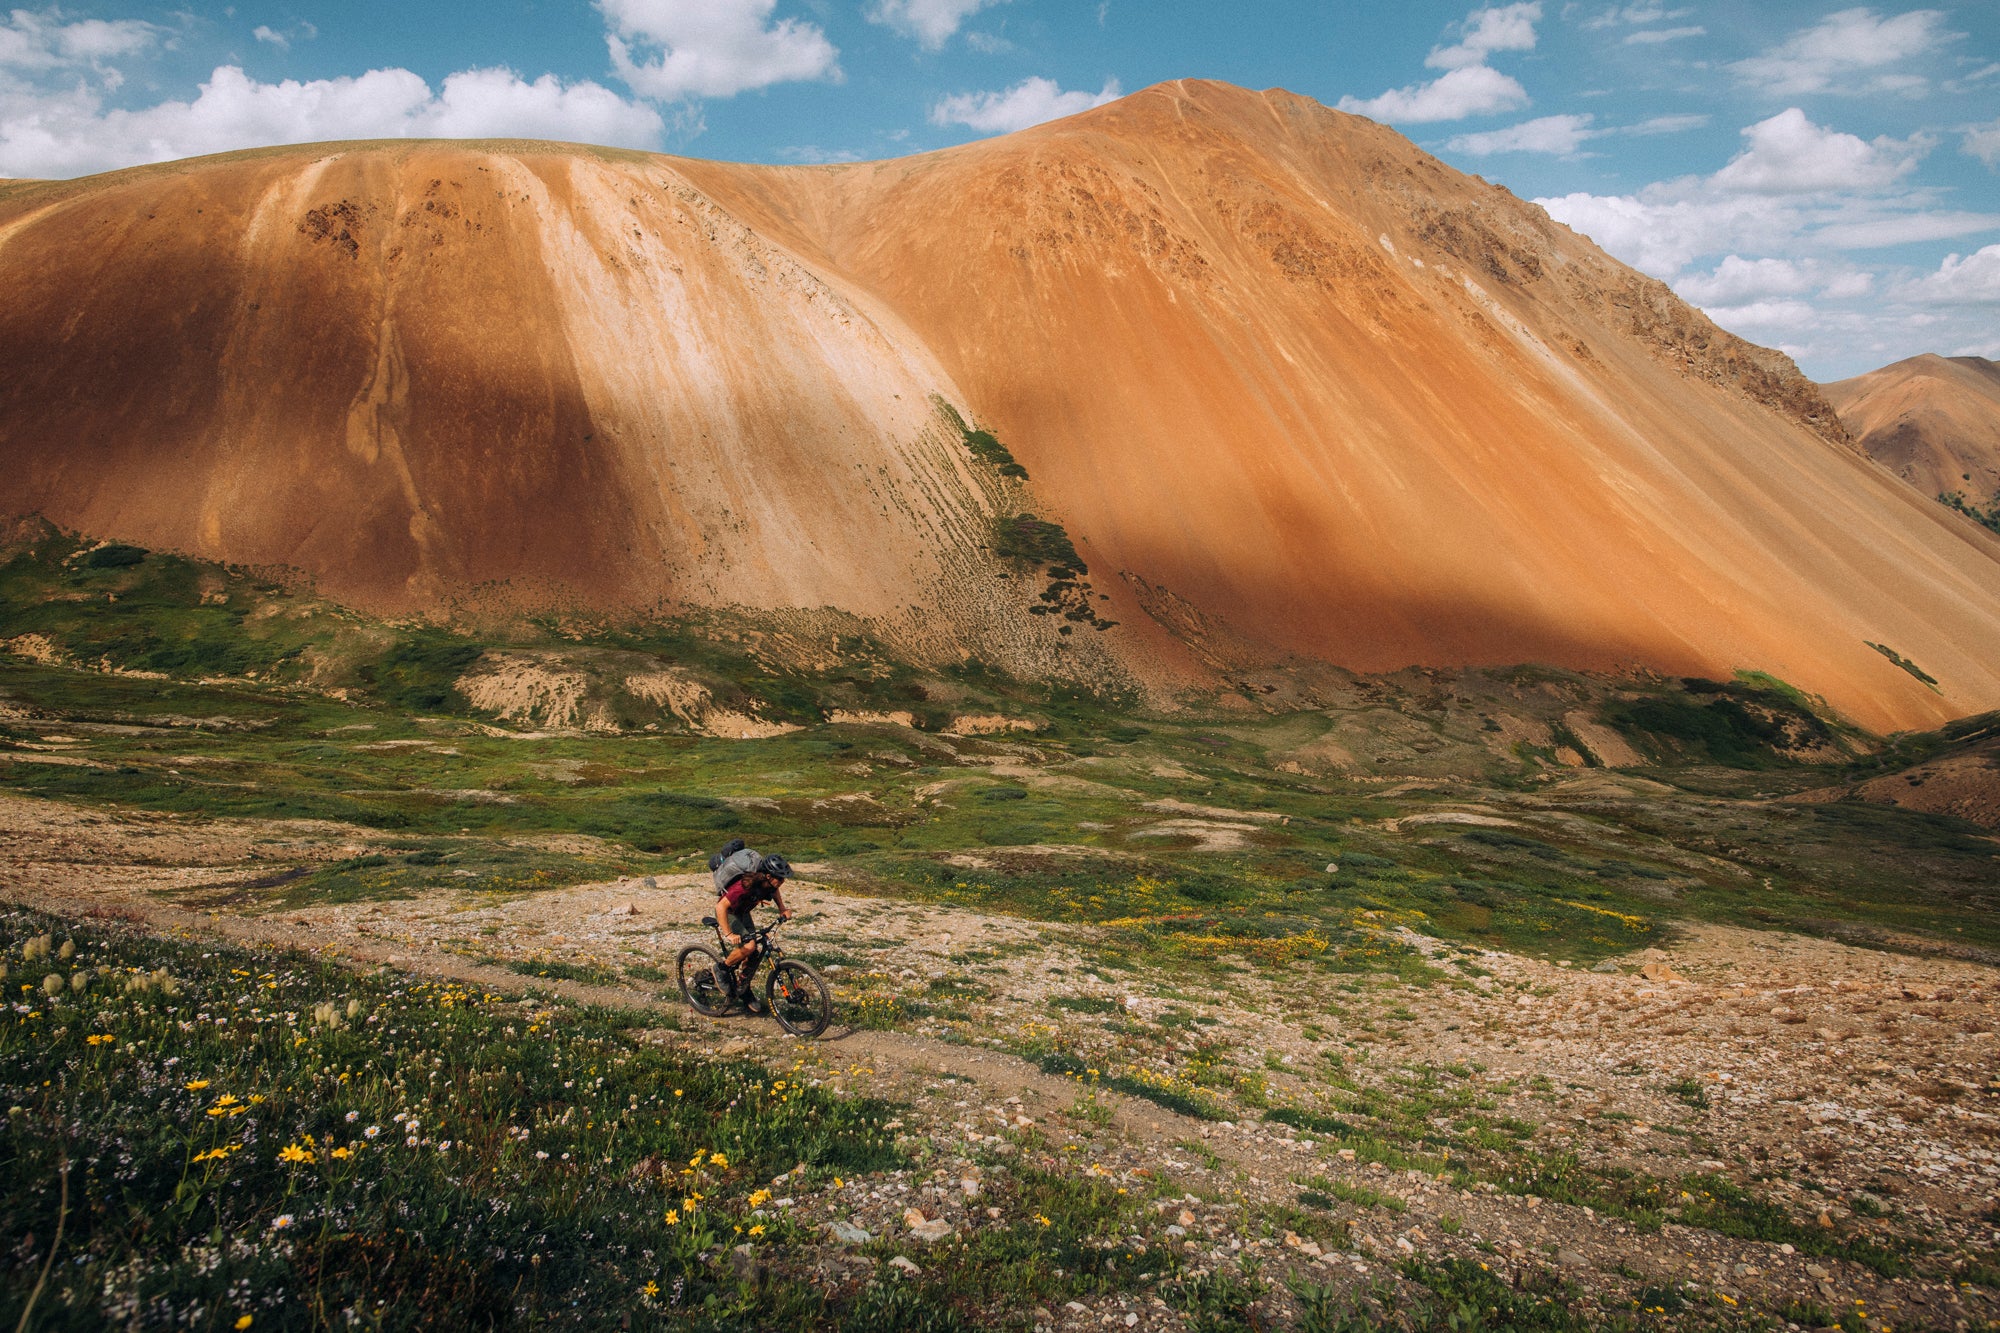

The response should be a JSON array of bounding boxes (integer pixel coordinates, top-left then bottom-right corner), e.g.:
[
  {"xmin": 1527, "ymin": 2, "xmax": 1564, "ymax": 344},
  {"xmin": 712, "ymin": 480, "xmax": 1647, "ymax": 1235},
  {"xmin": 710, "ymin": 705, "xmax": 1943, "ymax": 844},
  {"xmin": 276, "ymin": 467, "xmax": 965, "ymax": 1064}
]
[{"xmin": 4, "ymin": 114, "xmax": 1999, "ymax": 731}]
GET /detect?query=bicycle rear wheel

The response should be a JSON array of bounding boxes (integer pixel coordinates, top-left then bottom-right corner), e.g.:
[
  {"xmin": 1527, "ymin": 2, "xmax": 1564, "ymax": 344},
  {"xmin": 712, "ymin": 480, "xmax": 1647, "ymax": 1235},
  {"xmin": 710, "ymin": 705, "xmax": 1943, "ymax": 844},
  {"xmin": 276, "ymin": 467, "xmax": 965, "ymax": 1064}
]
[
  {"xmin": 677, "ymin": 944, "xmax": 735, "ymax": 1017},
  {"xmin": 765, "ymin": 960, "xmax": 832, "ymax": 1038}
]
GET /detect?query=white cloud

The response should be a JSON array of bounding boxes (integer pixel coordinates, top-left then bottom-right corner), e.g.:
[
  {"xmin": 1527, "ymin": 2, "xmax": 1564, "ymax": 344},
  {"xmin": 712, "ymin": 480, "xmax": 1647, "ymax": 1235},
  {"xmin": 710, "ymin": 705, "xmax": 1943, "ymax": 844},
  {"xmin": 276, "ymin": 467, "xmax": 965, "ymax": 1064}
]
[
  {"xmin": 1340, "ymin": 3, "xmax": 1542, "ymax": 124},
  {"xmin": 1629, "ymin": 113, "xmax": 1707, "ymax": 135},
  {"xmin": 929, "ymin": 75, "xmax": 1118, "ymax": 135},
  {"xmin": 1674, "ymin": 255, "xmax": 1819, "ymax": 304},
  {"xmin": 1535, "ymin": 98, "xmax": 1999, "ymax": 377},
  {"xmin": 1700, "ymin": 298, "xmax": 1820, "ymax": 330},
  {"xmin": 864, "ymin": 0, "xmax": 1005, "ymax": 51},
  {"xmin": 1426, "ymin": 2, "xmax": 1542, "ymax": 70},
  {"xmin": 1730, "ymin": 7, "xmax": 1959, "ymax": 97},
  {"xmin": 1812, "ymin": 210, "xmax": 2000, "ymax": 249},
  {"xmin": 1709, "ymin": 107, "xmax": 1924, "ymax": 195},
  {"xmin": 0, "ymin": 64, "xmax": 666, "ymax": 179},
  {"xmin": 1537, "ymin": 190, "xmax": 1788, "ymax": 275},
  {"xmin": 1672, "ymin": 255, "xmax": 1877, "ymax": 306},
  {"xmin": 1580, "ymin": 4, "xmax": 1691, "ymax": 31},
  {"xmin": 1624, "ymin": 25, "xmax": 1703, "ymax": 45},
  {"xmin": 599, "ymin": 0, "xmax": 839, "ymax": 101},
  {"xmin": 1339, "ymin": 64, "xmax": 1529, "ymax": 124},
  {"xmin": 1900, "ymin": 245, "xmax": 2000, "ymax": 305},
  {"xmin": 0, "ymin": 9, "xmax": 158, "ymax": 71},
  {"xmin": 1967, "ymin": 118, "xmax": 2000, "ymax": 169},
  {"xmin": 252, "ymin": 25, "xmax": 287, "ymax": 49},
  {"xmin": 778, "ymin": 143, "xmax": 861, "ymax": 163},
  {"xmin": 1447, "ymin": 112, "xmax": 1595, "ymax": 156}
]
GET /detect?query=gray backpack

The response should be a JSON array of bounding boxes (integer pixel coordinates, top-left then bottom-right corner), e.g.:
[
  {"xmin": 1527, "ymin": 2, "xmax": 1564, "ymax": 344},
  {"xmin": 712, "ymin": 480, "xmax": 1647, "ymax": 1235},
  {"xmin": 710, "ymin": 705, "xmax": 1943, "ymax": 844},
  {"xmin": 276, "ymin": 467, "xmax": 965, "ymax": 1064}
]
[{"xmin": 710, "ymin": 846, "xmax": 760, "ymax": 895}]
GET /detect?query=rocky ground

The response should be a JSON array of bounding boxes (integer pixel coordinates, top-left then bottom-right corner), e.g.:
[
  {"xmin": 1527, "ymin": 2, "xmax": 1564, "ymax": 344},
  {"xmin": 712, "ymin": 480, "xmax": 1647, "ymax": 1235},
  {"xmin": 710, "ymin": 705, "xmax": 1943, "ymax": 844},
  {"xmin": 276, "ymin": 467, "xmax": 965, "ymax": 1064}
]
[{"xmin": 4, "ymin": 789, "xmax": 1997, "ymax": 1331}]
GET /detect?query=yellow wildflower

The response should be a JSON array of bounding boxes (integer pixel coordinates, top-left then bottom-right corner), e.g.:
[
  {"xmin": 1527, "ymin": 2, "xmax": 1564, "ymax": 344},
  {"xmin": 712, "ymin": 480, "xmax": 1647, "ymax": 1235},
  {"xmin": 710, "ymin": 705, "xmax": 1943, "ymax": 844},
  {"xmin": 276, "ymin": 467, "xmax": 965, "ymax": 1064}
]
[
  {"xmin": 1034, "ymin": 1214, "xmax": 1052, "ymax": 1227},
  {"xmin": 277, "ymin": 1142, "xmax": 315, "ymax": 1164},
  {"xmin": 748, "ymin": 1225, "xmax": 765, "ymax": 1237},
  {"xmin": 708, "ymin": 1152, "xmax": 729, "ymax": 1169},
  {"xmin": 87, "ymin": 1034, "xmax": 115, "ymax": 1046},
  {"xmin": 330, "ymin": 1146, "xmax": 352, "ymax": 1160},
  {"xmin": 236, "ymin": 1318, "xmax": 253, "ymax": 1330},
  {"xmin": 643, "ymin": 1281, "xmax": 660, "ymax": 1297},
  {"xmin": 749, "ymin": 1190, "xmax": 772, "ymax": 1207},
  {"xmin": 184, "ymin": 1079, "xmax": 211, "ymax": 1091},
  {"xmin": 664, "ymin": 1210, "xmax": 679, "ymax": 1225}
]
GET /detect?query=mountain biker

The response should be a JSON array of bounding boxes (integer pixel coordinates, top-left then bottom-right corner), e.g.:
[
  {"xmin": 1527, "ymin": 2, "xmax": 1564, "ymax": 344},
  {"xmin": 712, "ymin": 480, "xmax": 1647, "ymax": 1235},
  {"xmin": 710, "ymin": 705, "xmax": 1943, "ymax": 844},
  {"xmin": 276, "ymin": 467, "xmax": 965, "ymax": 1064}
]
[{"xmin": 715, "ymin": 852, "xmax": 792, "ymax": 1013}]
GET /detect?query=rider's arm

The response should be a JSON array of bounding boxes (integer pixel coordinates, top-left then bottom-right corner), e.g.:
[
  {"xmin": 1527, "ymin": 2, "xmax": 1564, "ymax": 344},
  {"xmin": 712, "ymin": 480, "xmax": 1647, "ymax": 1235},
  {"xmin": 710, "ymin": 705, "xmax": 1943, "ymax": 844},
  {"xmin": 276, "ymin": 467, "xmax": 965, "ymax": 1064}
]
[
  {"xmin": 715, "ymin": 896, "xmax": 737, "ymax": 945},
  {"xmin": 774, "ymin": 886, "xmax": 792, "ymax": 920}
]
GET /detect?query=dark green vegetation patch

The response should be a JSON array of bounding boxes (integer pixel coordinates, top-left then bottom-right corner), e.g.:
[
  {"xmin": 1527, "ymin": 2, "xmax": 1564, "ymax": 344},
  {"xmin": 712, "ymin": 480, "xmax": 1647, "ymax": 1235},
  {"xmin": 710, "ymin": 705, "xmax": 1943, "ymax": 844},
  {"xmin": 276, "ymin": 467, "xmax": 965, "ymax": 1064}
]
[{"xmin": 1939, "ymin": 488, "xmax": 2000, "ymax": 536}]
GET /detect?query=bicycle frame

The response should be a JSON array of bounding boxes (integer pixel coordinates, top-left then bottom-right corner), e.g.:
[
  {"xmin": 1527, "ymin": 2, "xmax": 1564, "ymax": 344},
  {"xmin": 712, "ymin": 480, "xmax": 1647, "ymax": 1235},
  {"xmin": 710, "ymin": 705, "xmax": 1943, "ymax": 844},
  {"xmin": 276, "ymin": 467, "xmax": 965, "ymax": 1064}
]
[{"xmin": 703, "ymin": 915, "xmax": 785, "ymax": 962}]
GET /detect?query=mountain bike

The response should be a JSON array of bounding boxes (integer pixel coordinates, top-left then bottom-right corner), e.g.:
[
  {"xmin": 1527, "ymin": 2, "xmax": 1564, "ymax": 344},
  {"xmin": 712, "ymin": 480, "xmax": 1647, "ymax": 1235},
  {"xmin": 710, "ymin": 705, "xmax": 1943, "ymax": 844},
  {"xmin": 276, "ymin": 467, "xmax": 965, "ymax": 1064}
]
[{"xmin": 676, "ymin": 918, "xmax": 833, "ymax": 1038}]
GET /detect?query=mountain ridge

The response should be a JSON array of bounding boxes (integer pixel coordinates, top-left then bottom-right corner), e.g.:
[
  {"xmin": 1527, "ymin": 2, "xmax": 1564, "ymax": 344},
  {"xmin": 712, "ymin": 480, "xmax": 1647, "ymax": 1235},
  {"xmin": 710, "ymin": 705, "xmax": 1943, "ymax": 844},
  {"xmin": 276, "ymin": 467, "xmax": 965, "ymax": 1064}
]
[
  {"xmin": 1824, "ymin": 353, "xmax": 2000, "ymax": 514},
  {"xmin": 4, "ymin": 79, "xmax": 2000, "ymax": 732}
]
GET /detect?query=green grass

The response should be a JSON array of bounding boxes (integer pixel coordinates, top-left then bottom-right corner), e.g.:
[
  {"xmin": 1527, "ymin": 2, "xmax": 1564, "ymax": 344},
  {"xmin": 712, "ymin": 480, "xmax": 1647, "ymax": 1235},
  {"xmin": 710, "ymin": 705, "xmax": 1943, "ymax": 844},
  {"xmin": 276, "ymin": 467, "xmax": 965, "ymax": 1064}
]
[
  {"xmin": 0, "ymin": 905, "xmax": 906, "ymax": 1330},
  {"xmin": 6, "ymin": 536, "xmax": 2000, "ymax": 974}
]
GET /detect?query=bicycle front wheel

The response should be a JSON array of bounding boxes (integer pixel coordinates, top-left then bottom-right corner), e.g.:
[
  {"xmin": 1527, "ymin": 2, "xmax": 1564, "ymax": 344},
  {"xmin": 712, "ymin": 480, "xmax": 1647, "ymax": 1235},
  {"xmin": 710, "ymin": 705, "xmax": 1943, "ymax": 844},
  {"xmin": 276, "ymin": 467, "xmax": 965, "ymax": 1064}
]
[
  {"xmin": 677, "ymin": 944, "xmax": 734, "ymax": 1018},
  {"xmin": 765, "ymin": 960, "xmax": 832, "ymax": 1038}
]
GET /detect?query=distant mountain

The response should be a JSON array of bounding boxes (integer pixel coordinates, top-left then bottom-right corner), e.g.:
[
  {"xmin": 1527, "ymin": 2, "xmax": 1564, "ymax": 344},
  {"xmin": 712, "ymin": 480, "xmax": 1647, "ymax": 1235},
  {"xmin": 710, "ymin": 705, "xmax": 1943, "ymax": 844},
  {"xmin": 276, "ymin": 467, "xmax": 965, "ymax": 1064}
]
[
  {"xmin": 1824, "ymin": 354, "xmax": 2000, "ymax": 523},
  {"xmin": 5, "ymin": 80, "xmax": 2000, "ymax": 732}
]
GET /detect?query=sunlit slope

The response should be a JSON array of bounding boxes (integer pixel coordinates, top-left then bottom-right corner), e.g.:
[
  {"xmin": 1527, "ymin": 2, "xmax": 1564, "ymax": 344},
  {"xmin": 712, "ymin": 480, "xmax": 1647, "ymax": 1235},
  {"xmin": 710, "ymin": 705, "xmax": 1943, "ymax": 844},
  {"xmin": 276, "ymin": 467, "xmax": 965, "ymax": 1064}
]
[
  {"xmin": 0, "ymin": 142, "xmax": 1104, "ymax": 679},
  {"xmin": 5, "ymin": 81, "xmax": 2000, "ymax": 729},
  {"xmin": 684, "ymin": 80, "xmax": 2000, "ymax": 731},
  {"xmin": 1825, "ymin": 354, "xmax": 2000, "ymax": 506}
]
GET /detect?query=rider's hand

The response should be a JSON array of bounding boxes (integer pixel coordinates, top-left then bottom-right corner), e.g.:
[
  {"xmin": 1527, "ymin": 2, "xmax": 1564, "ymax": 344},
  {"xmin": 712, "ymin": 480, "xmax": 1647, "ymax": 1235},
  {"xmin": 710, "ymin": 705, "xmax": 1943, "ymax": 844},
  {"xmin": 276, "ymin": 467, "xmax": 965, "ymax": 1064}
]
[
  {"xmin": 780, "ymin": 909, "xmax": 794, "ymax": 921},
  {"xmin": 724, "ymin": 933, "xmax": 740, "ymax": 947}
]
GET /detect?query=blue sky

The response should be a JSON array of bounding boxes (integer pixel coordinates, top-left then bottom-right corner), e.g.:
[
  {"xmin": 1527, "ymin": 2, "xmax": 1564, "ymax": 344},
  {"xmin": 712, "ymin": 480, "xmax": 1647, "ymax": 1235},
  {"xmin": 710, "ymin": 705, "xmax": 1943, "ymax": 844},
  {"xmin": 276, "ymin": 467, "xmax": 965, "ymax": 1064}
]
[{"xmin": 1, "ymin": 2, "xmax": 1995, "ymax": 378}]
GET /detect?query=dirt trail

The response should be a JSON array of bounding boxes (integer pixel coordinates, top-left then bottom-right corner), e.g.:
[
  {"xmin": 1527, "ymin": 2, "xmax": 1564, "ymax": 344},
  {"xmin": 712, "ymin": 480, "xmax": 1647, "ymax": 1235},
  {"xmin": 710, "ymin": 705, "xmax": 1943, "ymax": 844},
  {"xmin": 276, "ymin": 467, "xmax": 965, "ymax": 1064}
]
[{"xmin": 5, "ymin": 790, "xmax": 1999, "ymax": 1331}]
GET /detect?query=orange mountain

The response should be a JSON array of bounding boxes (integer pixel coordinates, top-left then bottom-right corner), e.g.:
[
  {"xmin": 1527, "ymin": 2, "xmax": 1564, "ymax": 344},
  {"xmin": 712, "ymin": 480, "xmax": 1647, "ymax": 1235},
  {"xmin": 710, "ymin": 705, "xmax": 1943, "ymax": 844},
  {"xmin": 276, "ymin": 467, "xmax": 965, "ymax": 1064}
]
[
  {"xmin": 1824, "ymin": 354, "xmax": 2000, "ymax": 507},
  {"xmin": 4, "ymin": 80, "xmax": 2000, "ymax": 732}
]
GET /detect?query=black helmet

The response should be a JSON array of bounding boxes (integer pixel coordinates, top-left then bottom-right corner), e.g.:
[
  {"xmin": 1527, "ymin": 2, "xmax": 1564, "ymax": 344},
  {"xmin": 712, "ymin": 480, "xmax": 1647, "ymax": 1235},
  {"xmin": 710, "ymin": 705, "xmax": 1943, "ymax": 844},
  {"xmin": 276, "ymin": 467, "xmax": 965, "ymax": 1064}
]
[{"xmin": 759, "ymin": 853, "xmax": 791, "ymax": 880}]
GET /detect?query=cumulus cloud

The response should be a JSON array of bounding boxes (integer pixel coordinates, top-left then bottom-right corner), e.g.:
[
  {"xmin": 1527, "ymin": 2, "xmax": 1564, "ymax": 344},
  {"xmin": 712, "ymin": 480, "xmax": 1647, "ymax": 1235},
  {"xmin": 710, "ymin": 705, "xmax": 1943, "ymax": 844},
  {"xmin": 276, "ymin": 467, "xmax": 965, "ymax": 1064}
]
[
  {"xmin": 1729, "ymin": 7, "xmax": 1958, "ymax": 98},
  {"xmin": 0, "ymin": 9, "xmax": 158, "ymax": 71},
  {"xmin": 1536, "ymin": 110, "xmax": 1976, "ymax": 281},
  {"xmin": 1339, "ymin": 65, "xmax": 1529, "ymax": 124},
  {"xmin": 1967, "ymin": 118, "xmax": 2000, "ymax": 169},
  {"xmin": 599, "ymin": 0, "xmax": 839, "ymax": 101},
  {"xmin": 1425, "ymin": 2, "xmax": 1542, "ymax": 70},
  {"xmin": 0, "ymin": 64, "xmax": 666, "ymax": 179},
  {"xmin": 253, "ymin": 25, "xmax": 287, "ymax": 49},
  {"xmin": 864, "ymin": 0, "xmax": 1005, "ymax": 51},
  {"xmin": 1900, "ymin": 245, "xmax": 2000, "ymax": 305},
  {"xmin": 1698, "ymin": 298, "xmax": 1821, "ymax": 330},
  {"xmin": 1710, "ymin": 107, "xmax": 1925, "ymax": 194},
  {"xmin": 929, "ymin": 75, "xmax": 1118, "ymax": 134},
  {"xmin": 1671, "ymin": 255, "xmax": 1879, "ymax": 305},
  {"xmin": 1447, "ymin": 113, "xmax": 1595, "ymax": 156},
  {"xmin": 1340, "ymin": 3, "xmax": 1540, "ymax": 124}
]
